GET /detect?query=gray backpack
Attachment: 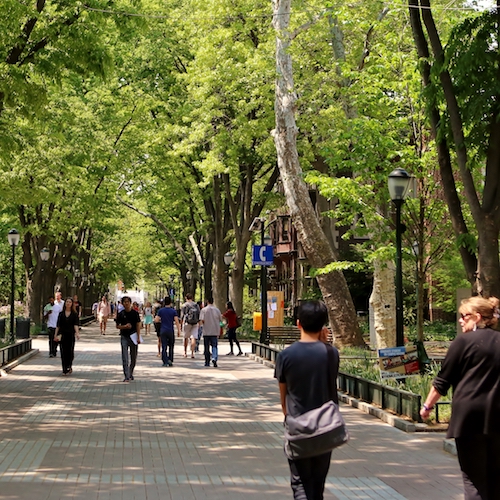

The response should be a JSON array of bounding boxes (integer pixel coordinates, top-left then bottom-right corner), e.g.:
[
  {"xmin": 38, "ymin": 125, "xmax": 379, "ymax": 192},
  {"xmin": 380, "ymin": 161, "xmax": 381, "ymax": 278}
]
[{"xmin": 185, "ymin": 303, "xmax": 200, "ymax": 325}]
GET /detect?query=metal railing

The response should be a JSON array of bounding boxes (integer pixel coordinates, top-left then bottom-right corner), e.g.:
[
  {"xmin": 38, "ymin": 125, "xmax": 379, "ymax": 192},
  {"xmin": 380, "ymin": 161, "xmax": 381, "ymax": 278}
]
[
  {"xmin": 0, "ymin": 339, "xmax": 32, "ymax": 367},
  {"xmin": 251, "ymin": 341, "xmax": 424, "ymax": 422}
]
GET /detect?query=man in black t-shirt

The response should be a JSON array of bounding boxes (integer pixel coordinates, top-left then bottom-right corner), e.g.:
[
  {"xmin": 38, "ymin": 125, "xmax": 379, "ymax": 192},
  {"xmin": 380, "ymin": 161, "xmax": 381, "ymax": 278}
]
[
  {"xmin": 115, "ymin": 296, "xmax": 141, "ymax": 382},
  {"xmin": 274, "ymin": 300, "xmax": 339, "ymax": 500}
]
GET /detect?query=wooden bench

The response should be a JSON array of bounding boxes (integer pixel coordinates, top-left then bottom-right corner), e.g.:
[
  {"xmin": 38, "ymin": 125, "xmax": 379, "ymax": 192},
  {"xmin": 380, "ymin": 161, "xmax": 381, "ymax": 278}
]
[
  {"xmin": 267, "ymin": 326, "xmax": 334, "ymax": 345},
  {"xmin": 268, "ymin": 326, "xmax": 301, "ymax": 344}
]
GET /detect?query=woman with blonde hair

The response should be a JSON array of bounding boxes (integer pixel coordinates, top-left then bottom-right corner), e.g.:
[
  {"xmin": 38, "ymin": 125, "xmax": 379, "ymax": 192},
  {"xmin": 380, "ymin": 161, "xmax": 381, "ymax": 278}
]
[
  {"xmin": 421, "ymin": 295, "xmax": 500, "ymax": 499},
  {"xmin": 97, "ymin": 296, "xmax": 110, "ymax": 335}
]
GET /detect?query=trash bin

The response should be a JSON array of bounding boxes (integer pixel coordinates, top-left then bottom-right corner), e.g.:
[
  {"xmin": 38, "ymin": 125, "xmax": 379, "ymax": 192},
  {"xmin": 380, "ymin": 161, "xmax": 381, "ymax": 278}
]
[
  {"xmin": 253, "ymin": 312, "xmax": 262, "ymax": 331},
  {"xmin": 16, "ymin": 317, "xmax": 31, "ymax": 339},
  {"xmin": 0, "ymin": 318, "xmax": 5, "ymax": 338}
]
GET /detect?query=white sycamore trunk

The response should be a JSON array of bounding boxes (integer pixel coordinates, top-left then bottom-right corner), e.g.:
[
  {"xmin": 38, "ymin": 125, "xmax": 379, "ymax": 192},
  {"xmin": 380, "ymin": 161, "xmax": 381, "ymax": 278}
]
[{"xmin": 369, "ymin": 260, "xmax": 397, "ymax": 349}]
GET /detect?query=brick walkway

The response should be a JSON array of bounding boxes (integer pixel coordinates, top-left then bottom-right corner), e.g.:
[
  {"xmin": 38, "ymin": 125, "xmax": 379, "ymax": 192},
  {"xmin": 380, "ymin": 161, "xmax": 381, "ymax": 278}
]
[{"xmin": 0, "ymin": 323, "xmax": 463, "ymax": 499}]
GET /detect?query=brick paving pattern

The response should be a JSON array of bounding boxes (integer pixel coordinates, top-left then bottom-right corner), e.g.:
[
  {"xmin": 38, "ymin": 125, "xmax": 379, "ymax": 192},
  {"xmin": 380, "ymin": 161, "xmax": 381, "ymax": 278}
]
[{"xmin": 0, "ymin": 324, "xmax": 463, "ymax": 499}]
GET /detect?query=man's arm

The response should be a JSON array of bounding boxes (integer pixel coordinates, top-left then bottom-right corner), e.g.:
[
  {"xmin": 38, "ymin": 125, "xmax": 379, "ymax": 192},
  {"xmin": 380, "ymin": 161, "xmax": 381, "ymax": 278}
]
[
  {"xmin": 279, "ymin": 382, "xmax": 287, "ymax": 416},
  {"xmin": 175, "ymin": 316, "xmax": 181, "ymax": 336}
]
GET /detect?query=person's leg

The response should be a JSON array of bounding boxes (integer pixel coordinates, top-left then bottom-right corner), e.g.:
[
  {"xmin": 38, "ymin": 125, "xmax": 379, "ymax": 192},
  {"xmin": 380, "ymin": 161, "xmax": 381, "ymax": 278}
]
[
  {"xmin": 288, "ymin": 452, "xmax": 331, "ymax": 500},
  {"xmin": 60, "ymin": 339, "xmax": 67, "ymax": 373},
  {"xmin": 102, "ymin": 318, "xmax": 107, "ymax": 334},
  {"xmin": 155, "ymin": 323, "xmax": 161, "ymax": 356},
  {"xmin": 190, "ymin": 329, "xmax": 198, "ymax": 357},
  {"xmin": 167, "ymin": 331, "xmax": 175, "ymax": 364},
  {"xmin": 160, "ymin": 332, "xmax": 169, "ymax": 365},
  {"xmin": 486, "ymin": 434, "xmax": 500, "ymax": 498},
  {"xmin": 235, "ymin": 337, "xmax": 242, "ymax": 355},
  {"xmin": 228, "ymin": 329, "xmax": 234, "ymax": 355},
  {"xmin": 129, "ymin": 340, "xmax": 138, "ymax": 378},
  {"xmin": 456, "ymin": 435, "xmax": 487, "ymax": 500},
  {"xmin": 212, "ymin": 337, "xmax": 218, "ymax": 362},
  {"xmin": 48, "ymin": 327, "xmax": 56, "ymax": 357},
  {"xmin": 120, "ymin": 335, "xmax": 130, "ymax": 380},
  {"xmin": 68, "ymin": 336, "xmax": 75, "ymax": 371},
  {"xmin": 183, "ymin": 334, "xmax": 189, "ymax": 356},
  {"xmin": 203, "ymin": 335, "xmax": 211, "ymax": 366}
]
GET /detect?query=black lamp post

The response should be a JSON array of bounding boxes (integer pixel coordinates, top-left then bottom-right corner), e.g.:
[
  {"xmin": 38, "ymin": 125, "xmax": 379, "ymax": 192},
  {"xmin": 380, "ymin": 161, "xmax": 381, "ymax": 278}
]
[
  {"xmin": 388, "ymin": 168, "xmax": 412, "ymax": 347},
  {"xmin": 224, "ymin": 252, "xmax": 234, "ymax": 302},
  {"xmin": 7, "ymin": 229, "xmax": 20, "ymax": 342}
]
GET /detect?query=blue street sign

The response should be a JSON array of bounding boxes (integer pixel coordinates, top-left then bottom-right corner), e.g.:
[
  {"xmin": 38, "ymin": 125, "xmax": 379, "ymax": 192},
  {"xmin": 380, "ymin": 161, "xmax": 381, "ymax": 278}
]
[{"xmin": 252, "ymin": 245, "xmax": 274, "ymax": 266}]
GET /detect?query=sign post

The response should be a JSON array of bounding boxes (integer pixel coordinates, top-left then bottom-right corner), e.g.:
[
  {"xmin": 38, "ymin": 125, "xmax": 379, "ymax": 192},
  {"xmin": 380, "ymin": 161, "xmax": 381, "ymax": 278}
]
[{"xmin": 252, "ymin": 244, "xmax": 273, "ymax": 343}]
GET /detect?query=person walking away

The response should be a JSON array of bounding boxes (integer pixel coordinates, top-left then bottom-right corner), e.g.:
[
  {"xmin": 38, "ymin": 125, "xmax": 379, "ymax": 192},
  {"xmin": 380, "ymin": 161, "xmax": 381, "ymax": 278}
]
[
  {"xmin": 143, "ymin": 301, "xmax": 153, "ymax": 335},
  {"xmin": 115, "ymin": 296, "xmax": 142, "ymax": 382},
  {"xmin": 154, "ymin": 297, "xmax": 181, "ymax": 367},
  {"xmin": 97, "ymin": 296, "xmax": 111, "ymax": 335},
  {"xmin": 153, "ymin": 299, "xmax": 162, "ymax": 357},
  {"xmin": 47, "ymin": 292, "xmax": 64, "ymax": 357},
  {"xmin": 181, "ymin": 294, "xmax": 200, "ymax": 358},
  {"xmin": 222, "ymin": 301, "xmax": 243, "ymax": 356},
  {"xmin": 199, "ymin": 297, "xmax": 222, "ymax": 367},
  {"xmin": 274, "ymin": 300, "xmax": 340, "ymax": 500},
  {"xmin": 55, "ymin": 297, "xmax": 80, "ymax": 375},
  {"xmin": 421, "ymin": 296, "xmax": 500, "ymax": 500}
]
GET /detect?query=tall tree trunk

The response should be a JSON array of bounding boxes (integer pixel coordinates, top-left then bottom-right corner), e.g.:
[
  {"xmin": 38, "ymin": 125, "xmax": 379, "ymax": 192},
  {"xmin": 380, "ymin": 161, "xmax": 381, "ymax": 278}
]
[
  {"xmin": 271, "ymin": 0, "xmax": 364, "ymax": 347},
  {"xmin": 369, "ymin": 260, "xmax": 396, "ymax": 349},
  {"xmin": 212, "ymin": 175, "xmax": 228, "ymax": 312}
]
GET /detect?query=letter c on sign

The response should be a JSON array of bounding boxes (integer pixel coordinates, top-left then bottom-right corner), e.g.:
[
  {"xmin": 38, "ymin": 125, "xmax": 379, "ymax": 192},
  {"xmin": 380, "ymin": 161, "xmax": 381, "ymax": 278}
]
[{"xmin": 259, "ymin": 247, "xmax": 266, "ymax": 262}]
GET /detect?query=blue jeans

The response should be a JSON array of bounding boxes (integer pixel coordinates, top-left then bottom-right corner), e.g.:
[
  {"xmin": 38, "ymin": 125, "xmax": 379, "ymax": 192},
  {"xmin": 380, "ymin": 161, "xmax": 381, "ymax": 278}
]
[
  {"xmin": 160, "ymin": 331, "xmax": 175, "ymax": 364},
  {"xmin": 204, "ymin": 336, "xmax": 218, "ymax": 365},
  {"xmin": 121, "ymin": 335, "xmax": 138, "ymax": 379}
]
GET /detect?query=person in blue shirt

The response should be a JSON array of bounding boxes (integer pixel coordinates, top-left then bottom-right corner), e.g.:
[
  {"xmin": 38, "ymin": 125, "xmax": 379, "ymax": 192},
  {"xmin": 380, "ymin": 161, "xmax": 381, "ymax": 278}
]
[{"xmin": 154, "ymin": 297, "xmax": 181, "ymax": 366}]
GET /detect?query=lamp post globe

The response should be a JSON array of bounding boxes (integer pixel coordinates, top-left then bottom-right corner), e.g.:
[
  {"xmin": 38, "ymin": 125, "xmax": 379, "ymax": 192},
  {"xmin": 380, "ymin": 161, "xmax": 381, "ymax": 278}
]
[
  {"xmin": 224, "ymin": 252, "xmax": 234, "ymax": 266},
  {"xmin": 388, "ymin": 169, "xmax": 412, "ymax": 347}
]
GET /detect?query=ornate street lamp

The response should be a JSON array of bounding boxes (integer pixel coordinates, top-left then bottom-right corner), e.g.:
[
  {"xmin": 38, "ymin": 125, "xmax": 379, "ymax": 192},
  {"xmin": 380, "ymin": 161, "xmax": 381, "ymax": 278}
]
[
  {"xmin": 223, "ymin": 252, "xmax": 234, "ymax": 266},
  {"xmin": 7, "ymin": 229, "xmax": 20, "ymax": 342},
  {"xmin": 40, "ymin": 248, "xmax": 50, "ymax": 325},
  {"xmin": 40, "ymin": 248, "xmax": 50, "ymax": 263},
  {"xmin": 388, "ymin": 168, "xmax": 412, "ymax": 347}
]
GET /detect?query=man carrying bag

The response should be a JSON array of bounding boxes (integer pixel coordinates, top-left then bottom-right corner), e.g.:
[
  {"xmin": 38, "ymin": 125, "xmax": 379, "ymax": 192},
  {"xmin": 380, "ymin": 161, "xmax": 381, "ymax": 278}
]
[{"xmin": 275, "ymin": 300, "xmax": 348, "ymax": 499}]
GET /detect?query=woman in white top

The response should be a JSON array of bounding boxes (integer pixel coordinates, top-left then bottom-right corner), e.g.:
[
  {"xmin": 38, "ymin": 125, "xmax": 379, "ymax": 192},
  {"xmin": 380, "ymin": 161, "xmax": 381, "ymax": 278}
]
[{"xmin": 97, "ymin": 296, "xmax": 111, "ymax": 335}]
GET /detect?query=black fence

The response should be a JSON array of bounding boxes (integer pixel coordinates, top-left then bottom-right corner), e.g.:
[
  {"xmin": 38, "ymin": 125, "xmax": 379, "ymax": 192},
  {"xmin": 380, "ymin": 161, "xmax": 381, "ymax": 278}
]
[
  {"xmin": 0, "ymin": 339, "xmax": 32, "ymax": 367},
  {"xmin": 251, "ymin": 342, "xmax": 281, "ymax": 363},
  {"xmin": 337, "ymin": 371, "xmax": 422, "ymax": 422},
  {"xmin": 251, "ymin": 341, "xmax": 424, "ymax": 422}
]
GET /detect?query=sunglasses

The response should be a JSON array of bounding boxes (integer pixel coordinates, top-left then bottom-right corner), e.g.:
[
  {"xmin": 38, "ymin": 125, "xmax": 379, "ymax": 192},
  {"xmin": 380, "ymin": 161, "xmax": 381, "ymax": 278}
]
[{"xmin": 460, "ymin": 313, "xmax": 472, "ymax": 320}]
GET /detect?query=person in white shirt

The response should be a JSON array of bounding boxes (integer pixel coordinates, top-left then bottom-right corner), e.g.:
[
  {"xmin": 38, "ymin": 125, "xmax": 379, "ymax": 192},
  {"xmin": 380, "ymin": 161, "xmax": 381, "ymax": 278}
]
[{"xmin": 47, "ymin": 291, "xmax": 64, "ymax": 357}]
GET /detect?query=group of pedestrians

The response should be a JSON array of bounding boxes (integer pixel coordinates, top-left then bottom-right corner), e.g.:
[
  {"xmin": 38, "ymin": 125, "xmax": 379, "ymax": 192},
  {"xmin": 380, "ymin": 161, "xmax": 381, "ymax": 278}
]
[
  {"xmin": 41, "ymin": 291, "xmax": 500, "ymax": 500},
  {"xmin": 154, "ymin": 294, "xmax": 238, "ymax": 368}
]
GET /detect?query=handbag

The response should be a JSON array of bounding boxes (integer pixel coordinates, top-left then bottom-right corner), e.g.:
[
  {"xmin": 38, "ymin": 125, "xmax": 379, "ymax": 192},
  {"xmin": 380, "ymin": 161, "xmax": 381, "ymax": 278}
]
[
  {"xmin": 284, "ymin": 344, "xmax": 349, "ymax": 459},
  {"xmin": 236, "ymin": 316, "xmax": 242, "ymax": 328}
]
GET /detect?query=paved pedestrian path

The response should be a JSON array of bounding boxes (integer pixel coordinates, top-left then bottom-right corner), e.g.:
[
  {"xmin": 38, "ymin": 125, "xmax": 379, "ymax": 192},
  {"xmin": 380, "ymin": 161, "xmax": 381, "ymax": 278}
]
[{"xmin": 0, "ymin": 323, "xmax": 463, "ymax": 499}]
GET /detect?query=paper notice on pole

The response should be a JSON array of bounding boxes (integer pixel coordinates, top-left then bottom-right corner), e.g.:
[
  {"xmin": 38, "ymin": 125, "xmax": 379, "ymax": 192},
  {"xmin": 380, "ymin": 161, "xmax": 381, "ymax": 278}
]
[
  {"xmin": 268, "ymin": 310, "xmax": 275, "ymax": 319},
  {"xmin": 130, "ymin": 333, "xmax": 144, "ymax": 345}
]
